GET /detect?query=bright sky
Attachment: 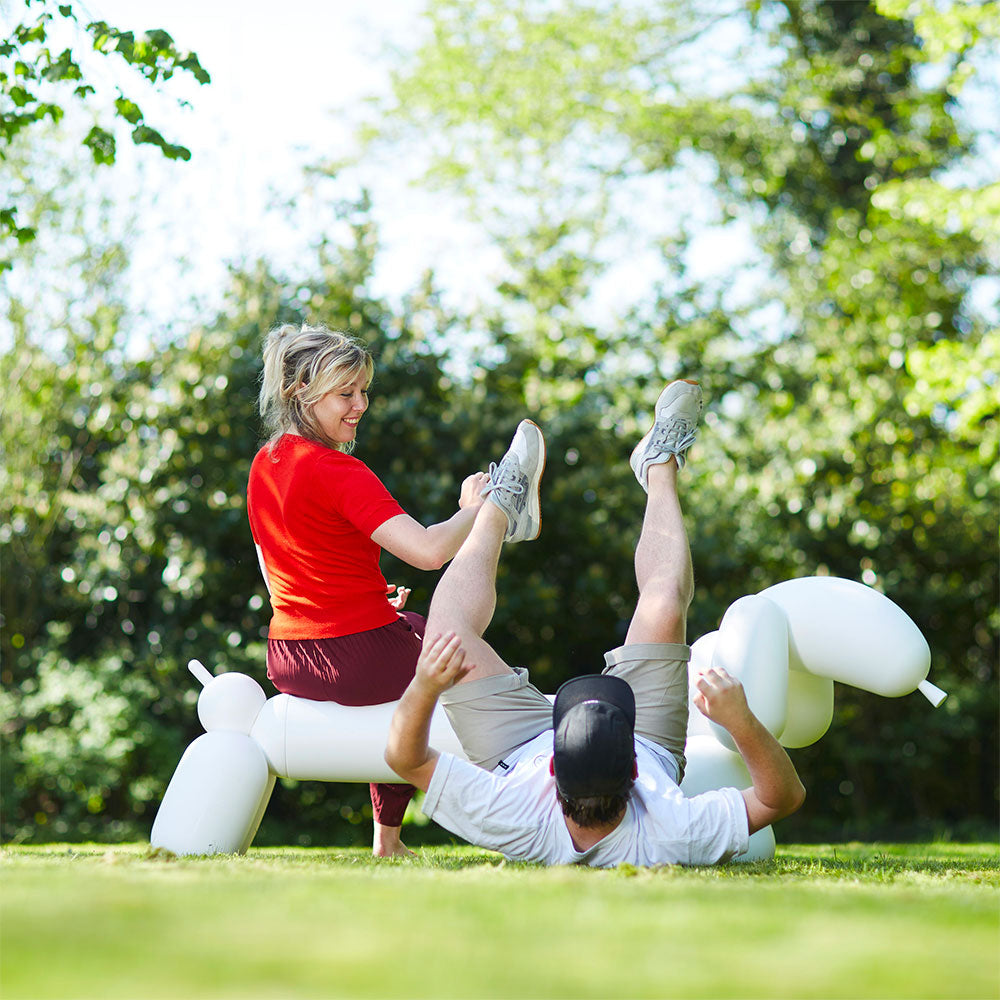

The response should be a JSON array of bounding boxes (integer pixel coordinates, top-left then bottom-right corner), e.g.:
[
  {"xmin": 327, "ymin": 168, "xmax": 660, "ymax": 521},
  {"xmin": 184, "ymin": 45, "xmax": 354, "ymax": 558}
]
[
  {"xmin": 39, "ymin": 0, "xmax": 506, "ymax": 345},
  {"xmin": 14, "ymin": 0, "xmax": 763, "ymax": 346},
  {"xmin": 0, "ymin": 0, "xmax": 743, "ymax": 359}
]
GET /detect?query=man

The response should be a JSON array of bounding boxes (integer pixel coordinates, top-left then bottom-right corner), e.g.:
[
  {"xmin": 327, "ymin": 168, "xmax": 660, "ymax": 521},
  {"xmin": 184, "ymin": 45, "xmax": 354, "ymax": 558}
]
[{"xmin": 385, "ymin": 380, "xmax": 805, "ymax": 866}]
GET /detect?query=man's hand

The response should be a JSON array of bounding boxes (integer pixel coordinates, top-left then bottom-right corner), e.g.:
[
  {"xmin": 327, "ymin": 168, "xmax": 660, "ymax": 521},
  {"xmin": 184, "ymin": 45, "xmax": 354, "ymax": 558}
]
[
  {"xmin": 385, "ymin": 631, "xmax": 470, "ymax": 792},
  {"xmin": 693, "ymin": 666, "xmax": 753, "ymax": 734},
  {"xmin": 414, "ymin": 631, "xmax": 471, "ymax": 695},
  {"xmin": 694, "ymin": 666, "xmax": 805, "ymax": 835}
]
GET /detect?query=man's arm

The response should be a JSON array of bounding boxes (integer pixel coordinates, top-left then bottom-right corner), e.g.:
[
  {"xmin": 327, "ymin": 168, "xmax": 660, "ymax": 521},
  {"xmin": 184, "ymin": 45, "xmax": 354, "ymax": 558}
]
[
  {"xmin": 693, "ymin": 667, "xmax": 806, "ymax": 835},
  {"xmin": 384, "ymin": 631, "xmax": 471, "ymax": 791}
]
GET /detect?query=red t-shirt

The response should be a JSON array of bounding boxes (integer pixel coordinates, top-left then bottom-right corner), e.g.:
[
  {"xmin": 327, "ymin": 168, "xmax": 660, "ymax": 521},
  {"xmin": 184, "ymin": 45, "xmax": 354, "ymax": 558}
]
[{"xmin": 247, "ymin": 434, "xmax": 406, "ymax": 639}]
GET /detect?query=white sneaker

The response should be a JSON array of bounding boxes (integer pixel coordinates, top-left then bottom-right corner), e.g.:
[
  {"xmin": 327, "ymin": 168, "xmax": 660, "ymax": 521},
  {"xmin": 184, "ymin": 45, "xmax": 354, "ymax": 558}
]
[
  {"xmin": 630, "ymin": 380, "xmax": 703, "ymax": 492},
  {"xmin": 482, "ymin": 420, "xmax": 546, "ymax": 542}
]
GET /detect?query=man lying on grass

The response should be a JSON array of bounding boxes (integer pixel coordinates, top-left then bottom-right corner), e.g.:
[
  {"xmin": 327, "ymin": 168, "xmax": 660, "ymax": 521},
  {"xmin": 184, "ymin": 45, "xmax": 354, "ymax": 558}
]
[{"xmin": 386, "ymin": 380, "xmax": 805, "ymax": 866}]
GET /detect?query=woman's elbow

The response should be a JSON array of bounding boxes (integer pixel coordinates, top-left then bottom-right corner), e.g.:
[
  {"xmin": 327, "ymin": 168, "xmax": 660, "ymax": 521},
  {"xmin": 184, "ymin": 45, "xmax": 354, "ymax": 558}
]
[
  {"xmin": 403, "ymin": 528, "xmax": 451, "ymax": 571},
  {"xmin": 385, "ymin": 544, "xmax": 446, "ymax": 573},
  {"xmin": 411, "ymin": 546, "xmax": 448, "ymax": 572}
]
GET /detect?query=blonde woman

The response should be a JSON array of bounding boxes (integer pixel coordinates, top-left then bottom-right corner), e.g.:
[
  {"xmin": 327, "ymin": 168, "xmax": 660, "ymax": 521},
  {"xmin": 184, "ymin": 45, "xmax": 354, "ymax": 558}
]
[{"xmin": 248, "ymin": 323, "xmax": 489, "ymax": 857}]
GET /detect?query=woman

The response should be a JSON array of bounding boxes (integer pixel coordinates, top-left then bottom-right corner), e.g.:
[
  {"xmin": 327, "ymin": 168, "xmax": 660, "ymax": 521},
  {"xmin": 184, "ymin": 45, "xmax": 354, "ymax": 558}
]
[{"xmin": 247, "ymin": 323, "xmax": 489, "ymax": 857}]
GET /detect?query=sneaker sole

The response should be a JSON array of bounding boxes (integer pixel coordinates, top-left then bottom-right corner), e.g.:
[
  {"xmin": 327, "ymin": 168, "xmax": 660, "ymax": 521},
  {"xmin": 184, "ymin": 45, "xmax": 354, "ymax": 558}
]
[
  {"xmin": 516, "ymin": 419, "xmax": 546, "ymax": 542},
  {"xmin": 629, "ymin": 379, "xmax": 702, "ymax": 482}
]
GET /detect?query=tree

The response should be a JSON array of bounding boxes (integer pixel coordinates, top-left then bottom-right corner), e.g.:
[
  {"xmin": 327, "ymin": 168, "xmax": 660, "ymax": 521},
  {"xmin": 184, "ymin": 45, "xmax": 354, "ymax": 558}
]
[
  {"xmin": 1, "ymin": 163, "xmax": 519, "ymax": 843},
  {"xmin": 0, "ymin": 158, "xmax": 672, "ymax": 843},
  {"xmin": 360, "ymin": 0, "xmax": 998, "ymax": 836},
  {"xmin": 0, "ymin": 0, "xmax": 209, "ymax": 269},
  {"xmin": 4, "ymin": 0, "xmax": 995, "ymax": 844}
]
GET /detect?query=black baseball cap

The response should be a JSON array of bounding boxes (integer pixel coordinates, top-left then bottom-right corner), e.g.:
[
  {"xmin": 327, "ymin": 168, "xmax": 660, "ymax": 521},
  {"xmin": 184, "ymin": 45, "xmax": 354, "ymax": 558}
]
[{"xmin": 552, "ymin": 674, "xmax": 637, "ymax": 799}]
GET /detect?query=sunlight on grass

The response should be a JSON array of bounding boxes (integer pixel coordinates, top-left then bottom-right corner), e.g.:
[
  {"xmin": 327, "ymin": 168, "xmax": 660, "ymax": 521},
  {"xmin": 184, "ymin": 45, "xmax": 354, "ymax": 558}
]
[{"xmin": 1, "ymin": 843, "xmax": 997, "ymax": 999}]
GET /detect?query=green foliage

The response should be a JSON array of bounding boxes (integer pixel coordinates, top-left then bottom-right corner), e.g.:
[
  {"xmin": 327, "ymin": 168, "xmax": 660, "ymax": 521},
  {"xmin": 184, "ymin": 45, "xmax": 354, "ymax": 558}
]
[
  {"xmin": 876, "ymin": 0, "xmax": 1000, "ymax": 65},
  {"xmin": 2, "ymin": 648, "xmax": 161, "ymax": 840},
  {"xmin": 2, "ymin": 0, "xmax": 996, "ymax": 849},
  {"xmin": 367, "ymin": 0, "xmax": 999, "ymax": 839},
  {"xmin": 0, "ymin": 0, "xmax": 209, "ymax": 268},
  {"xmin": 2, "ymin": 253, "xmax": 301, "ymax": 841}
]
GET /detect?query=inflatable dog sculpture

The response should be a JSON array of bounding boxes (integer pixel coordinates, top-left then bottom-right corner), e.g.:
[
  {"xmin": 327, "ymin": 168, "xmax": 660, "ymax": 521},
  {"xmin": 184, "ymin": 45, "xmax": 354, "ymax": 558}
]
[{"xmin": 151, "ymin": 577, "xmax": 945, "ymax": 859}]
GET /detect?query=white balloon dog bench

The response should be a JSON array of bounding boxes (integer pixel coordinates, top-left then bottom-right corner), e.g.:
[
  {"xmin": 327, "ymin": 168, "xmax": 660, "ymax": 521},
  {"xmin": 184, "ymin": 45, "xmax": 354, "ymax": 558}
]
[{"xmin": 150, "ymin": 577, "xmax": 946, "ymax": 861}]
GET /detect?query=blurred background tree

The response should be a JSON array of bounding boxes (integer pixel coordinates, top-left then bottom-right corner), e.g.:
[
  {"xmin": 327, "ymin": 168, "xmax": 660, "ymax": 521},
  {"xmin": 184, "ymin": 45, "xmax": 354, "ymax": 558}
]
[
  {"xmin": 362, "ymin": 0, "xmax": 999, "ymax": 838},
  {"xmin": 1, "ymin": 0, "xmax": 995, "ymax": 845}
]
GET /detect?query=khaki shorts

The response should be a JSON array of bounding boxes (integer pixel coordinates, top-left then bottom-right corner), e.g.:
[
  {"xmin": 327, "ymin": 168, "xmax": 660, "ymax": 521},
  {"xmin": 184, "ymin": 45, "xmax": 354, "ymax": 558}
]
[{"xmin": 438, "ymin": 642, "xmax": 690, "ymax": 781}]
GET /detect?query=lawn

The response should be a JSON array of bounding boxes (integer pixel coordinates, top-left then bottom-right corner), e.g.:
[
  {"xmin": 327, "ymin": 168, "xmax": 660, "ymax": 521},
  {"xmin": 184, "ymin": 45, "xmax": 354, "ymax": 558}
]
[{"xmin": 1, "ymin": 842, "xmax": 997, "ymax": 1000}]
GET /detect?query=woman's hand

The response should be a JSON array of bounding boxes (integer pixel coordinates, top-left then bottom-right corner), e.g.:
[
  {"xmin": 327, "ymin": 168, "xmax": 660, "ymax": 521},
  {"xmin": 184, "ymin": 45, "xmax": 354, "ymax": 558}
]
[
  {"xmin": 386, "ymin": 584, "xmax": 411, "ymax": 610},
  {"xmin": 458, "ymin": 472, "xmax": 491, "ymax": 510},
  {"xmin": 414, "ymin": 631, "xmax": 471, "ymax": 695}
]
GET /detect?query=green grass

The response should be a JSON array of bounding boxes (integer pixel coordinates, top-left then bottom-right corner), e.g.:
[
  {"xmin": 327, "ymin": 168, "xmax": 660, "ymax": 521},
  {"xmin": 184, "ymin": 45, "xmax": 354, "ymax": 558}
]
[{"xmin": 1, "ymin": 842, "xmax": 998, "ymax": 999}]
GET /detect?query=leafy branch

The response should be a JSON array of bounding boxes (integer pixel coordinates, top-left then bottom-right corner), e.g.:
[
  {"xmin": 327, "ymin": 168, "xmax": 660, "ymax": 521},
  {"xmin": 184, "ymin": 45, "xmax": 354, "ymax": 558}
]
[{"xmin": 0, "ymin": 0, "xmax": 211, "ymax": 268}]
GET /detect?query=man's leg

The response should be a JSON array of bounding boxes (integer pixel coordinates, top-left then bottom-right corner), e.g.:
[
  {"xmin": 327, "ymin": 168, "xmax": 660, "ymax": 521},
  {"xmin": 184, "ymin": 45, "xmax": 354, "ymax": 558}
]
[
  {"xmin": 426, "ymin": 420, "xmax": 553, "ymax": 769},
  {"xmin": 426, "ymin": 416, "xmax": 545, "ymax": 680},
  {"xmin": 624, "ymin": 458, "xmax": 694, "ymax": 646},
  {"xmin": 603, "ymin": 379, "xmax": 704, "ymax": 779},
  {"xmin": 624, "ymin": 378, "xmax": 702, "ymax": 644},
  {"xmin": 426, "ymin": 500, "xmax": 514, "ymax": 681}
]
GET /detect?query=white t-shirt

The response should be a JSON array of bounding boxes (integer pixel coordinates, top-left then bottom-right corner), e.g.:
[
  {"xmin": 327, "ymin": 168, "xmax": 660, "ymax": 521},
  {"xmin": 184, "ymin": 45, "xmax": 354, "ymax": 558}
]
[{"xmin": 422, "ymin": 730, "xmax": 750, "ymax": 867}]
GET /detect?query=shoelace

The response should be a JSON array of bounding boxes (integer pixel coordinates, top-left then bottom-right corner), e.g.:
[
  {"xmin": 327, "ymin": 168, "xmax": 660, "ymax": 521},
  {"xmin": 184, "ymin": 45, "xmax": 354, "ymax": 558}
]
[
  {"xmin": 648, "ymin": 418, "xmax": 697, "ymax": 458},
  {"xmin": 485, "ymin": 457, "xmax": 526, "ymax": 497}
]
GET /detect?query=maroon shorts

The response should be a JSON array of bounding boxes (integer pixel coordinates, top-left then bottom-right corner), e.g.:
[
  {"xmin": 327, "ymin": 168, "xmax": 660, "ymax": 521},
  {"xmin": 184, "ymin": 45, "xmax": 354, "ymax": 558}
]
[
  {"xmin": 266, "ymin": 611, "xmax": 426, "ymax": 828},
  {"xmin": 267, "ymin": 611, "xmax": 426, "ymax": 704}
]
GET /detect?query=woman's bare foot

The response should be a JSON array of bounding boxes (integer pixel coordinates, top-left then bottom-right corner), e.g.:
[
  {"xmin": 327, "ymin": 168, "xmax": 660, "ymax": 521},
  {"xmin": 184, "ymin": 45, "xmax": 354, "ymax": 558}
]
[{"xmin": 373, "ymin": 822, "xmax": 416, "ymax": 858}]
